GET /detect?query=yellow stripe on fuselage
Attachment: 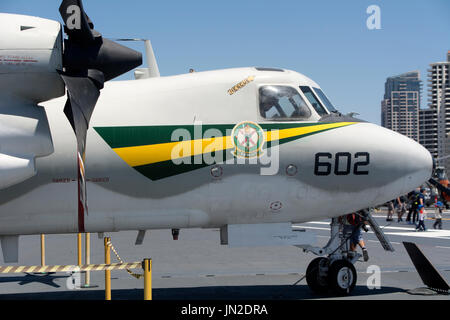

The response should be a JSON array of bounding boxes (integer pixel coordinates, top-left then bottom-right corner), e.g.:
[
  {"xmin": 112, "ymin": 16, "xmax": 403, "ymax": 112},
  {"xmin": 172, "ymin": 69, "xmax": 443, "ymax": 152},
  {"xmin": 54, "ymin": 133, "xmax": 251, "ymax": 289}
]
[{"xmin": 112, "ymin": 122, "xmax": 355, "ymax": 167}]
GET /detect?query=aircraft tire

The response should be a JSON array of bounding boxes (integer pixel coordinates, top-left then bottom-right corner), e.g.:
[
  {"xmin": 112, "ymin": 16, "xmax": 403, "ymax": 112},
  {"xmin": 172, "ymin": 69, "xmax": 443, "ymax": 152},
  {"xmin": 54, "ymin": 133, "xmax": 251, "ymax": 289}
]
[
  {"xmin": 327, "ymin": 259, "xmax": 357, "ymax": 296},
  {"xmin": 306, "ymin": 257, "xmax": 329, "ymax": 294}
]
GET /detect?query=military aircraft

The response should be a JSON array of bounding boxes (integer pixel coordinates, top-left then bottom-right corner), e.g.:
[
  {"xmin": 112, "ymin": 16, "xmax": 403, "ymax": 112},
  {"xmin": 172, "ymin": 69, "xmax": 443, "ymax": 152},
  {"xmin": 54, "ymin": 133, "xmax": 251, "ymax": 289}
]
[{"xmin": 0, "ymin": 1, "xmax": 433, "ymax": 295}]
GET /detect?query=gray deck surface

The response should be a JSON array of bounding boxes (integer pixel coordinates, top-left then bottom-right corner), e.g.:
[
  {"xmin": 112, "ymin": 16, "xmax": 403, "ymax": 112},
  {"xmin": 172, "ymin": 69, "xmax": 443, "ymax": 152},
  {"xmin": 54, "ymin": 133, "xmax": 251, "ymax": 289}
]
[{"xmin": 0, "ymin": 209, "xmax": 449, "ymax": 300}]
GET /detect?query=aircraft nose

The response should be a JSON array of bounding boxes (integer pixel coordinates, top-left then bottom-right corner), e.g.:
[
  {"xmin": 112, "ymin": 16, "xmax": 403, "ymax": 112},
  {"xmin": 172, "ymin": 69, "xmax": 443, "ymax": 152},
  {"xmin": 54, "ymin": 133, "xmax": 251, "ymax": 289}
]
[
  {"xmin": 372, "ymin": 125, "xmax": 433, "ymax": 193},
  {"xmin": 403, "ymin": 138, "xmax": 433, "ymax": 184}
]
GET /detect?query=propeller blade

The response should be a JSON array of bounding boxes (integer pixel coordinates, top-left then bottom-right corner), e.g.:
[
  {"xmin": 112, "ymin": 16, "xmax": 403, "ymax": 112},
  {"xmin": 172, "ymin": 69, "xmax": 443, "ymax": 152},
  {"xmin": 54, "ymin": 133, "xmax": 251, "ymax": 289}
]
[
  {"xmin": 61, "ymin": 74, "xmax": 102, "ymax": 232},
  {"xmin": 58, "ymin": 0, "xmax": 142, "ymax": 232},
  {"xmin": 59, "ymin": 0, "xmax": 96, "ymax": 44},
  {"xmin": 61, "ymin": 73, "xmax": 102, "ymax": 145}
]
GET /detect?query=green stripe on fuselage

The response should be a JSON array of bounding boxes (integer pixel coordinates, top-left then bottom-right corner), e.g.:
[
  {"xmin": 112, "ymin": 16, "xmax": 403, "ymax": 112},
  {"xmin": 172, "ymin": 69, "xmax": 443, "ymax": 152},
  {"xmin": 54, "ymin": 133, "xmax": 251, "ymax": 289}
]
[
  {"xmin": 94, "ymin": 122, "xmax": 353, "ymax": 181},
  {"xmin": 94, "ymin": 123, "xmax": 321, "ymax": 149}
]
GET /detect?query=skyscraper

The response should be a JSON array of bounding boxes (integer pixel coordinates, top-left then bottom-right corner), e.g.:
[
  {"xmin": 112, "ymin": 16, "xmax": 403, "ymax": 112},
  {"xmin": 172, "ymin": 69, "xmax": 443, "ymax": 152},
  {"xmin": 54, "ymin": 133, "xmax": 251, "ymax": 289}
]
[
  {"xmin": 381, "ymin": 71, "xmax": 421, "ymax": 142},
  {"xmin": 420, "ymin": 51, "xmax": 450, "ymax": 169},
  {"xmin": 419, "ymin": 108, "xmax": 438, "ymax": 157}
]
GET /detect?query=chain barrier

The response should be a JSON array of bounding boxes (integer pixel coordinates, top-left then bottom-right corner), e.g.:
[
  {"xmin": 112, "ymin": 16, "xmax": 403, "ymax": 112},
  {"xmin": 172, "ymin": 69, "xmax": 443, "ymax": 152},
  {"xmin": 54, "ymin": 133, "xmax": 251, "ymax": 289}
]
[{"xmin": 106, "ymin": 239, "xmax": 144, "ymax": 279}]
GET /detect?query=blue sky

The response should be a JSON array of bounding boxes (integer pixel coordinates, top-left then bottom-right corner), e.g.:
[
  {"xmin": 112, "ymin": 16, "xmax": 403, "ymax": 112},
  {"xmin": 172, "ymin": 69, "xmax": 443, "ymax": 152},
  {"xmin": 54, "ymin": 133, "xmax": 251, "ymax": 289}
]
[{"xmin": 1, "ymin": 0, "xmax": 449, "ymax": 124}]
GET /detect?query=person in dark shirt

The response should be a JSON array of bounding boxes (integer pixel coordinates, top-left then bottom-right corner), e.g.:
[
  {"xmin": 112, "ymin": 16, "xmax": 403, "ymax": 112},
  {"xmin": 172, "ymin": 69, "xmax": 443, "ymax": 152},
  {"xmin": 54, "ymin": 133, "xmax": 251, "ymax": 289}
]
[
  {"xmin": 414, "ymin": 188, "xmax": 426, "ymax": 227},
  {"xmin": 406, "ymin": 190, "xmax": 418, "ymax": 224},
  {"xmin": 407, "ymin": 189, "xmax": 422, "ymax": 224}
]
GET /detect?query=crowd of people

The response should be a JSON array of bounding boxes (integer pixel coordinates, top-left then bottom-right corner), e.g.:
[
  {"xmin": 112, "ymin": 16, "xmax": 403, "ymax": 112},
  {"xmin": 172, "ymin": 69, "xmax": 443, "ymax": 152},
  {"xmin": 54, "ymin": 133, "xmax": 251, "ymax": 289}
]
[
  {"xmin": 338, "ymin": 187, "xmax": 446, "ymax": 264},
  {"xmin": 386, "ymin": 187, "xmax": 445, "ymax": 231},
  {"xmin": 341, "ymin": 188, "xmax": 446, "ymax": 262}
]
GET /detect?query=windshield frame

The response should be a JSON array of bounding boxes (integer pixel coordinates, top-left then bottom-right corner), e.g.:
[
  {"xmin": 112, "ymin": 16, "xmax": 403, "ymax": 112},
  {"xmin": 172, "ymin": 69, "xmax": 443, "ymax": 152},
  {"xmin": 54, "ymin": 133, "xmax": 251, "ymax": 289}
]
[
  {"xmin": 312, "ymin": 87, "xmax": 338, "ymax": 113},
  {"xmin": 299, "ymin": 86, "xmax": 328, "ymax": 116}
]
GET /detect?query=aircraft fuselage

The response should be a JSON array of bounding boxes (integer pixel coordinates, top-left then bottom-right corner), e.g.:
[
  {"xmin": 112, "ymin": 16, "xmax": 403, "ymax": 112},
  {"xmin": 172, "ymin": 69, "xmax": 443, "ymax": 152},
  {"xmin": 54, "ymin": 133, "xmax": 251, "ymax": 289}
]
[{"xmin": 0, "ymin": 68, "xmax": 433, "ymax": 235}]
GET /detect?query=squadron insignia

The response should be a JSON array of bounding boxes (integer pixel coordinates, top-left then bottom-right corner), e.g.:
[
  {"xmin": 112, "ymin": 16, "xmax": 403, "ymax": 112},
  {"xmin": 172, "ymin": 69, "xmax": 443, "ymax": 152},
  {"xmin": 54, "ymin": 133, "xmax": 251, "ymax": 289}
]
[{"xmin": 231, "ymin": 121, "xmax": 265, "ymax": 158}]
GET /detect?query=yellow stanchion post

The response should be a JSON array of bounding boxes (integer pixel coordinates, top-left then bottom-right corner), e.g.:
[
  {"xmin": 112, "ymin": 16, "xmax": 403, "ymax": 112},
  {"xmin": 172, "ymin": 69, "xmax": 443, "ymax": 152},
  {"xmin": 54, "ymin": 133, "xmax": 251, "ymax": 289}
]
[
  {"xmin": 77, "ymin": 233, "xmax": 82, "ymax": 266},
  {"xmin": 104, "ymin": 237, "xmax": 111, "ymax": 300},
  {"xmin": 40, "ymin": 234, "xmax": 45, "ymax": 266},
  {"xmin": 143, "ymin": 258, "xmax": 152, "ymax": 300},
  {"xmin": 82, "ymin": 232, "xmax": 94, "ymax": 288}
]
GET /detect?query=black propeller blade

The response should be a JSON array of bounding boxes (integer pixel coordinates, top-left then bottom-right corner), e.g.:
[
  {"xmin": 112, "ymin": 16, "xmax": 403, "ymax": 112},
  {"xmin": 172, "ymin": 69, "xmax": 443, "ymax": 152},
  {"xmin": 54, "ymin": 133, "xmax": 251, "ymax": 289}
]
[
  {"xmin": 59, "ymin": 0, "xmax": 96, "ymax": 44},
  {"xmin": 59, "ymin": 0, "xmax": 142, "ymax": 231}
]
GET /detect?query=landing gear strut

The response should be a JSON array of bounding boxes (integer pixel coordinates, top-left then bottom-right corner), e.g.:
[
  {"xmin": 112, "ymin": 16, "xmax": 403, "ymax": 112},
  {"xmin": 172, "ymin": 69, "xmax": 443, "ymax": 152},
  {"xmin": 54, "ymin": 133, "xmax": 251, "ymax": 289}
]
[
  {"xmin": 299, "ymin": 210, "xmax": 394, "ymax": 295},
  {"xmin": 299, "ymin": 217, "xmax": 360, "ymax": 295}
]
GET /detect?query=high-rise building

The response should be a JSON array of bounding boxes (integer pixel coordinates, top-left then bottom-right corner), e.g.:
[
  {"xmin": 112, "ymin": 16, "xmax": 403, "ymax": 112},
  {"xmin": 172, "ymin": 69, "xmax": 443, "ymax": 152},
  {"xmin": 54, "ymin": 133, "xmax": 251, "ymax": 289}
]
[
  {"xmin": 420, "ymin": 51, "xmax": 450, "ymax": 169},
  {"xmin": 419, "ymin": 108, "xmax": 438, "ymax": 157},
  {"xmin": 381, "ymin": 71, "xmax": 421, "ymax": 142},
  {"xmin": 445, "ymin": 135, "xmax": 450, "ymax": 170}
]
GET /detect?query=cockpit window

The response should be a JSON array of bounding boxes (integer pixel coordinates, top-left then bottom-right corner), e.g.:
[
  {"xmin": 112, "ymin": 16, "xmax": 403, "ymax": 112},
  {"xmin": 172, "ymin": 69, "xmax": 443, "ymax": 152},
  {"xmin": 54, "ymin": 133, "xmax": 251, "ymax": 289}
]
[
  {"xmin": 312, "ymin": 87, "xmax": 338, "ymax": 113},
  {"xmin": 259, "ymin": 86, "xmax": 311, "ymax": 120},
  {"xmin": 299, "ymin": 86, "xmax": 328, "ymax": 116}
]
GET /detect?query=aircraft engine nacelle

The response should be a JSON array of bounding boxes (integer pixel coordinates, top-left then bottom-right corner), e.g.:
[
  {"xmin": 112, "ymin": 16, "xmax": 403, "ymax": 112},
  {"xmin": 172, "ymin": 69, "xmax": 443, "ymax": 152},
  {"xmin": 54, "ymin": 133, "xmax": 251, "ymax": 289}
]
[
  {"xmin": 0, "ymin": 103, "xmax": 54, "ymax": 190},
  {"xmin": 0, "ymin": 13, "xmax": 65, "ymax": 103},
  {"xmin": 0, "ymin": 153, "xmax": 34, "ymax": 190}
]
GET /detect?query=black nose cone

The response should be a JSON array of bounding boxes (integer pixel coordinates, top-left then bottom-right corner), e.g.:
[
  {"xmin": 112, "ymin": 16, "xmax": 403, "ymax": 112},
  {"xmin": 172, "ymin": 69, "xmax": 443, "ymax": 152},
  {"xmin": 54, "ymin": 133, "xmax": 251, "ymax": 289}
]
[
  {"xmin": 95, "ymin": 38, "xmax": 143, "ymax": 81},
  {"xmin": 63, "ymin": 38, "xmax": 143, "ymax": 81}
]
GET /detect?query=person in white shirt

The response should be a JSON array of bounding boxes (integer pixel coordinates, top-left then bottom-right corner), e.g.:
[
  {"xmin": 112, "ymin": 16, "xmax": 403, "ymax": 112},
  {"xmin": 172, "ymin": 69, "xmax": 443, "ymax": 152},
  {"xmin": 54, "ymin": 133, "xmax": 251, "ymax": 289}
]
[{"xmin": 433, "ymin": 201, "xmax": 443, "ymax": 230}]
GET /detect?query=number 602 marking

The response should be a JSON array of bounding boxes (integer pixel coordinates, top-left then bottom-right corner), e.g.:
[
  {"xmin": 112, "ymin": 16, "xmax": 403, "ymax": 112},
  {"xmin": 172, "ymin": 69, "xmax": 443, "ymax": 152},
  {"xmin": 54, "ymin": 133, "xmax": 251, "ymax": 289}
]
[{"xmin": 314, "ymin": 152, "xmax": 370, "ymax": 176}]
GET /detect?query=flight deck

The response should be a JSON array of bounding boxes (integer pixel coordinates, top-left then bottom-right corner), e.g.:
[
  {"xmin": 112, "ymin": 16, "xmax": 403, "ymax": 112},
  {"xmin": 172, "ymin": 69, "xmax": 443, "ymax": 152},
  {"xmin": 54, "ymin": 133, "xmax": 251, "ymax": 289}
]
[{"xmin": 0, "ymin": 210, "xmax": 449, "ymax": 300}]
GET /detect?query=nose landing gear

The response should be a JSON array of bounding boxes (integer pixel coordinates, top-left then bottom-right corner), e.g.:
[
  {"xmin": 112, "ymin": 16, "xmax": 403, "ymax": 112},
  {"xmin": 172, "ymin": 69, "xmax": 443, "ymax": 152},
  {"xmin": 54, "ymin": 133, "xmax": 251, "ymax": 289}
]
[
  {"xmin": 306, "ymin": 256, "xmax": 357, "ymax": 296},
  {"xmin": 303, "ymin": 218, "xmax": 361, "ymax": 295},
  {"xmin": 300, "ymin": 217, "xmax": 359, "ymax": 295},
  {"xmin": 300, "ymin": 210, "xmax": 394, "ymax": 296},
  {"xmin": 327, "ymin": 259, "xmax": 357, "ymax": 295}
]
